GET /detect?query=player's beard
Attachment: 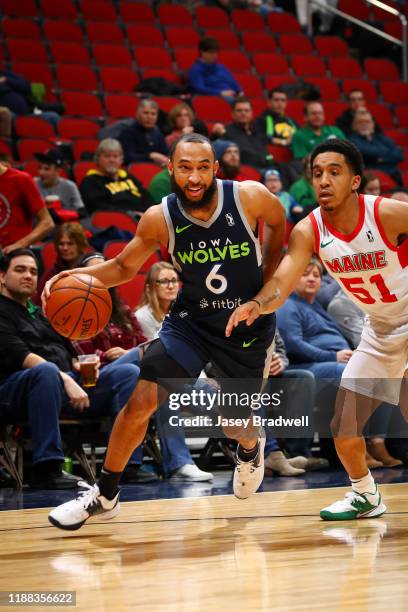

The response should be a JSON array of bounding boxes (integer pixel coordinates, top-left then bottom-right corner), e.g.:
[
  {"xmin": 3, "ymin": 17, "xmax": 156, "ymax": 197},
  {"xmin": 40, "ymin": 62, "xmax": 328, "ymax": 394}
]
[{"xmin": 170, "ymin": 174, "xmax": 217, "ymax": 211}]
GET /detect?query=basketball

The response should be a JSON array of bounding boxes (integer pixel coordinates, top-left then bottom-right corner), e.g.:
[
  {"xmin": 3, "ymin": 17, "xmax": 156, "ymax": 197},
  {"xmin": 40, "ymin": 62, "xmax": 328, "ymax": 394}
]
[{"xmin": 45, "ymin": 273, "xmax": 112, "ymax": 340}]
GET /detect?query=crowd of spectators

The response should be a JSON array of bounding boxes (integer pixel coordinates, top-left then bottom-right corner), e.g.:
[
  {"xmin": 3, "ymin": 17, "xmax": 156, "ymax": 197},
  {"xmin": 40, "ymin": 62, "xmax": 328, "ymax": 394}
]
[{"xmin": 1, "ymin": 5, "xmax": 408, "ymax": 488}]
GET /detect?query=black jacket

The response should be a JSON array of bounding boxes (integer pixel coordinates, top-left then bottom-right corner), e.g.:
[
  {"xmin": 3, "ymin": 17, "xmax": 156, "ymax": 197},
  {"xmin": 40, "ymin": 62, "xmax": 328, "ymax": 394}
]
[
  {"xmin": 0, "ymin": 294, "xmax": 74, "ymax": 385},
  {"xmin": 118, "ymin": 121, "xmax": 168, "ymax": 165},
  {"xmin": 80, "ymin": 168, "xmax": 153, "ymax": 215}
]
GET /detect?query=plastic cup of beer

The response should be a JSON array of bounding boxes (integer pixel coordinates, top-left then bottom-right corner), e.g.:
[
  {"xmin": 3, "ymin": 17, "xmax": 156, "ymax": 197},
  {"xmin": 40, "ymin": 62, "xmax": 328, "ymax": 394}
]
[{"xmin": 78, "ymin": 354, "xmax": 98, "ymax": 387}]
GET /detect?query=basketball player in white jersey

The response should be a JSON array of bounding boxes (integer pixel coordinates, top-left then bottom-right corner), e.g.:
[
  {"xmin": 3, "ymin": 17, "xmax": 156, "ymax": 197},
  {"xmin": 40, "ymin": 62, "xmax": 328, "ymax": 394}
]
[{"xmin": 227, "ymin": 139, "xmax": 408, "ymax": 521}]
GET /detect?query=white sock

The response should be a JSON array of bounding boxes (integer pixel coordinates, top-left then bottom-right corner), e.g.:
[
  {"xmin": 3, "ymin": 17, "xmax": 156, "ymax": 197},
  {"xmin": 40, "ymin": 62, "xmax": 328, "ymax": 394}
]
[{"xmin": 350, "ymin": 470, "xmax": 377, "ymax": 495}]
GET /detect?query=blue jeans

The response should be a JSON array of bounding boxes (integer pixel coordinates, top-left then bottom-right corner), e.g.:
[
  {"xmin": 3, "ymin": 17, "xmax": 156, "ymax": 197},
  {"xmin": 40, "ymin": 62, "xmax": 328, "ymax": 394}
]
[
  {"xmin": 113, "ymin": 349, "xmax": 194, "ymax": 475},
  {"xmin": 0, "ymin": 353, "xmax": 140, "ymax": 465}
]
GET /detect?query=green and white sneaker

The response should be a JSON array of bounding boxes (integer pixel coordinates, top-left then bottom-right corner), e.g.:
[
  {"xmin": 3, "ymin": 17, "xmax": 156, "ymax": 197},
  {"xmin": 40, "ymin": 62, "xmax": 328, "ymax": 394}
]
[{"xmin": 320, "ymin": 486, "xmax": 386, "ymax": 521}]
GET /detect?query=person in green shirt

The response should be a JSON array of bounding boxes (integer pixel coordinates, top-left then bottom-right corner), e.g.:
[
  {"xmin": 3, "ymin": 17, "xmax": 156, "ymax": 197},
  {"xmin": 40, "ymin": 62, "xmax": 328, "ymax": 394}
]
[
  {"xmin": 288, "ymin": 155, "xmax": 317, "ymax": 220},
  {"xmin": 148, "ymin": 168, "xmax": 171, "ymax": 204},
  {"xmin": 291, "ymin": 101, "xmax": 344, "ymax": 160}
]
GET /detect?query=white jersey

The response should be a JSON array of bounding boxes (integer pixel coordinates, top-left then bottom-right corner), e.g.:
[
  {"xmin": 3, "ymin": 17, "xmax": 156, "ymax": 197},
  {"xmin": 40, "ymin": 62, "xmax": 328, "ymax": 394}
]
[{"xmin": 310, "ymin": 194, "xmax": 408, "ymax": 326}]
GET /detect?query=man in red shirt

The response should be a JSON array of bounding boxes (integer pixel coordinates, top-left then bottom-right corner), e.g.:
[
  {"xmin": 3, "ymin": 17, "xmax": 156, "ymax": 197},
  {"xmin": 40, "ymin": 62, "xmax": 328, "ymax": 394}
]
[{"xmin": 0, "ymin": 162, "xmax": 54, "ymax": 254}]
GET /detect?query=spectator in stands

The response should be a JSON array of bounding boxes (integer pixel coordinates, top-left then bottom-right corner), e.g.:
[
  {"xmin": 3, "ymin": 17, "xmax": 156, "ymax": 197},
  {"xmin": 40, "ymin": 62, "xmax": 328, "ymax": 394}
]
[
  {"xmin": 288, "ymin": 155, "xmax": 317, "ymax": 212},
  {"xmin": 291, "ymin": 101, "xmax": 344, "ymax": 160},
  {"xmin": 336, "ymin": 89, "xmax": 382, "ymax": 137},
  {"xmin": 148, "ymin": 168, "xmax": 171, "ymax": 204},
  {"xmin": 0, "ymin": 161, "xmax": 54, "ymax": 255},
  {"xmin": 295, "ymin": 0, "xmax": 338, "ymax": 33},
  {"xmin": 0, "ymin": 70, "xmax": 60, "ymax": 129},
  {"xmin": 263, "ymin": 168, "xmax": 302, "ymax": 222},
  {"xmin": 135, "ymin": 261, "xmax": 214, "ymax": 481},
  {"xmin": 119, "ymin": 99, "xmax": 168, "ymax": 166},
  {"xmin": 214, "ymin": 139, "xmax": 251, "ymax": 181},
  {"xmin": 0, "ymin": 248, "xmax": 141, "ymax": 488},
  {"xmin": 224, "ymin": 97, "xmax": 274, "ymax": 169},
  {"xmin": 34, "ymin": 222, "xmax": 91, "ymax": 304},
  {"xmin": 360, "ymin": 170, "xmax": 381, "ymax": 196},
  {"xmin": 255, "ymin": 88, "xmax": 297, "ymax": 147},
  {"xmin": 188, "ymin": 37, "xmax": 243, "ymax": 102},
  {"xmin": 79, "ymin": 138, "xmax": 153, "ymax": 216},
  {"xmin": 165, "ymin": 103, "xmax": 208, "ymax": 148},
  {"xmin": 349, "ymin": 109, "xmax": 404, "ymax": 184},
  {"xmin": 0, "ymin": 106, "xmax": 12, "ymax": 138},
  {"xmin": 34, "ymin": 148, "xmax": 86, "ymax": 220}
]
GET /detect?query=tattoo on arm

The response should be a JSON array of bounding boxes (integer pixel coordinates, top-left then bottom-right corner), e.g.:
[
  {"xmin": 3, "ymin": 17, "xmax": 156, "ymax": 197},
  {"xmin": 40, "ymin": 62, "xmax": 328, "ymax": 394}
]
[{"xmin": 261, "ymin": 288, "xmax": 281, "ymax": 309}]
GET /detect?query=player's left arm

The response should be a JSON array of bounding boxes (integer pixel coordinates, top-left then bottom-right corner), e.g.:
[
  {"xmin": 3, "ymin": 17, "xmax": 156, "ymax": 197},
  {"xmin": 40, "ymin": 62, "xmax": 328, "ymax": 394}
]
[
  {"xmin": 377, "ymin": 197, "xmax": 408, "ymax": 246},
  {"xmin": 239, "ymin": 180, "xmax": 286, "ymax": 280}
]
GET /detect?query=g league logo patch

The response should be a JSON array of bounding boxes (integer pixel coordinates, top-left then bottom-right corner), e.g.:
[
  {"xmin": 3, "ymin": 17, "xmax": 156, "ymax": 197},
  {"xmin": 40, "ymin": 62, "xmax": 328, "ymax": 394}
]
[{"xmin": 225, "ymin": 213, "xmax": 235, "ymax": 227}]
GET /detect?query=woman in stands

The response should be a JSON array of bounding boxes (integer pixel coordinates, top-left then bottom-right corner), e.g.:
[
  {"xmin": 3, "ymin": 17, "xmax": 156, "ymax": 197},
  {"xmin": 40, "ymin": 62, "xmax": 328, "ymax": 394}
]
[
  {"xmin": 34, "ymin": 222, "xmax": 91, "ymax": 304},
  {"xmin": 165, "ymin": 103, "xmax": 208, "ymax": 148}
]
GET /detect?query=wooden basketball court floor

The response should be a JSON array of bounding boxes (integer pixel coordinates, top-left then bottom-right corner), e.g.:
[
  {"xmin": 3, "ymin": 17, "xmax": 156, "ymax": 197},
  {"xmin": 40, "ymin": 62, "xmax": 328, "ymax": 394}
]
[{"xmin": 1, "ymin": 483, "xmax": 408, "ymax": 611}]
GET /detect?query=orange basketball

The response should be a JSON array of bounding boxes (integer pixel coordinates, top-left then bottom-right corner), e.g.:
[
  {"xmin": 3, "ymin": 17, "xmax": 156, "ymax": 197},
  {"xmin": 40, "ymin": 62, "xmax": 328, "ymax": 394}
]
[{"xmin": 45, "ymin": 273, "xmax": 112, "ymax": 340}]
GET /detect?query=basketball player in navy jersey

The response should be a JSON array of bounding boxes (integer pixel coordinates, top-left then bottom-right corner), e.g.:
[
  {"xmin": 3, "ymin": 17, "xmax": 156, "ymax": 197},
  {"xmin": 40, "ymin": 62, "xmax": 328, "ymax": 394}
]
[
  {"xmin": 45, "ymin": 133, "xmax": 286, "ymax": 530},
  {"xmin": 227, "ymin": 138, "xmax": 408, "ymax": 521}
]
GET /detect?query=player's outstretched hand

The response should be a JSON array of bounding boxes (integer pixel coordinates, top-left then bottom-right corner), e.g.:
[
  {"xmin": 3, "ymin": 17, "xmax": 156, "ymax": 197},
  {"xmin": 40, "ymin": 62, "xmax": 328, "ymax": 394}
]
[
  {"xmin": 225, "ymin": 300, "xmax": 261, "ymax": 337},
  {"xmin": 41, "ymin": 270, "xmax": 72, "ymax": 311}
]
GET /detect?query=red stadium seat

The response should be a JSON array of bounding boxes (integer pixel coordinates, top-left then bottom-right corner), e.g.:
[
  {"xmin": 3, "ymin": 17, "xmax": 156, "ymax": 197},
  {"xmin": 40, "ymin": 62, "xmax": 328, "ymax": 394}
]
[
  {"xmin": 286, "ymin": 99, "xmax": 305, "ymax": 123},
  {"xmin": 367, "ymin": 169, "xmax": 397, "ymax": 192},
  {"xmin": 43, "ymin": 21, "xmax": 84, "ymax": 43},
  {"xmin": 338, "ymin": 0, "xmax": 370, "ymax": 20},
  {"xmin": 239, "ymin": 165, "xmax": 261, "ymax": 181},
  {"xmin": 40, "ymin": 0, "xmax": 77, "ymax": 20},
  {"xmin": 117, "ymin": 274, "xmax": 146, "ymax": 309},
  {"xmin": 231, "ymin": 9, "xmax": 265, "ymax": 30},
  {"xmin": 12, "ymin": 63, "xmax": 55, "ymax": 98},
  {"xmin": 1, "ymin": 0, "xmax": 37, "ymax": 17},
  {"xmin": 237, "ymin": 74, "xmax": 263, "ymax": 98},
  {"xmin": 265, "ymin": 75, "xmax": 296, "ymax": 91},
  {"xmin": 174, "ymin": 48, "xmax": 198, "ymax": 72},
  {"xmin": 242, "ymin": 32, "xmax": 276, "ymax": 53},
  {"xmin": 2, "ymin": 19, "xmax": 41, "ymax": 39},
  {"xmin": 369, "ymin": 103, "xmax": 394, "ymax": 129},
  {"xmin": 56, "ymin": 65, "xmax": 98, "ymax": 92},
  {"xmin": 324, "ymin": 102, "xmax": 348, "ymax": 124},
  {"xmin": 253, "ymin": 53, "xmax": 289, "ymax": 75},
  {"xmin": 128, "ymin": 163, "xmax": 162, "ymax": 188},
  {"xmin": 15, "ymin": 117, "xmax": 55, "ymax": 139},
  {"xmin": 58, "ymin": 118, "xmax": 100, "ymax": 140},
  {"xmin": 119, "ymin": 2, "xmax": 155, "ymax": 23},
  {"xmin": 384, "ymin": 129, "xmax": 408, "ymax": 148},
  {"xmin": 92, "ymin": 45, "xmax": 132, "ymax": 67},
  {"xmin": 152, "ymin": 97, "xmax": 182, "ymax": 114},
  {"xmin": 157, "ymin": 4, "xmax": 193, "ymax": 26},
  {"xmin": 291, "ymin": 55, "xmax": 326, "ymax": 77},
  {"xmin": 307, "ymin": 77, "xmax": 341, "ymax": 100},
  {"xmin": 62, "ymin": 92, "xmax": 103, "ymax": 118},
  {"xmin": 100, "ymin": 67, "xmax": 138, "ymax": 92},
  {"xmin": 73, "ymin": 161, "xmax": 97, "ymax": 184},
  {"xmin": 365, "ymin": 59, "xmax": 400, "ymax": 81},
  {"xmin": 79, "ymin": 0, "xmax": 117, "ymax": 21},
  {"xmin": 328, "ymin": 57, "xmax": 363, "ymax": 79},
  {"xmin": 204, "ymin": 29, "xmax": 240, "ymax": 49},
  {"xmin": 105, "ymin": 94, "xmax": 138, "ymax": 119},
  {"xmin": 267, "ymin": 145, "xmax": 293, "ymax": 163},
  {"xmin": 7, "ymin": 40, "xmax": 48, "ymax": 63},
  {"xmin": 342, "ymin": 79, "xmax": 378, "ymax": 103},
  {"xmin": 314, "ymin": 36, "xmax": 349, "ymax": 56},
  {"xmin": 218, "ymin": 50, "xmax": 251, "ymax": 72},
  {"xmin": 195, "ymin": 6, "xmax": 229, "ymax": 29},
  {"xmin": 380, "ymin": 82, "xmax": 408, "ymax": 104},
  {"xmin": 395, "ymin": 105, "xmax": 408, "ymax": 128},
  {"xmin": 87, "ymin": 23, "xmax": 124, "ymax": 44},
  {"xmin": 72, "ymin": 139, "xmax": 99, "ymax": 161},
  {"xmin": 193, "ymin": 96, "xmax": 231, "ymax": 123},
  {"xmin": 40, "ymin": 241, "xmax": 57, "ymax": 270},
  {"xmin": 17, "ymin": 139, "xmax": 53, "ymax": 161},
  {"xmin": 166, "ymin": 28, "xmax": 200, "ymax": 48},
  {"xmin": 134, "ymin": 47, "xmax": 173, "ymax": 69},
  {"xmin": 50, "ymin": 42, "xmax": 91, "ymax": 65},
  {"xmin": 92, "ymin": 213, "xmax": 138, "ymax": 234},
  {"xmin": 268, "ymin": 12, "xmax": 301, "ymax": 33},
  {"xmin": 280, "ymin": 34, "xmax": 313, "ymax": 54},
  {"xmin": 126, "ymin": 25, "xmax": 165, "ymax": 47}
]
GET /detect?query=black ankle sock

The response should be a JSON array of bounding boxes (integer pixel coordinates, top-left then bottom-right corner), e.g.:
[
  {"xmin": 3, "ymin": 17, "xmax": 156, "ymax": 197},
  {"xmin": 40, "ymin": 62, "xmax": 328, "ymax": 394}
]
[
  {"xmin": 237, "ymin": 442, "xmax": 259, "ymax": 462},
  {"xmin": 98, "ymin": 467, "xmax": 122, "ymax": 500}
]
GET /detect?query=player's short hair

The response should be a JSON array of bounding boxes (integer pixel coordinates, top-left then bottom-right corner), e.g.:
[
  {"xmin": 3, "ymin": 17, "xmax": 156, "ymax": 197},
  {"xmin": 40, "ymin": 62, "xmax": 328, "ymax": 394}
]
[
  {"xmin": 310, "ymin": 139, "xmax": 364, "ymax": 177},
  {"xmin": 0, "ymin": 248, "xmax": 38, "ymax": 272},
  {"xmin": 169, "ymin": 133, "xmax": 216, "ymax": 162}
]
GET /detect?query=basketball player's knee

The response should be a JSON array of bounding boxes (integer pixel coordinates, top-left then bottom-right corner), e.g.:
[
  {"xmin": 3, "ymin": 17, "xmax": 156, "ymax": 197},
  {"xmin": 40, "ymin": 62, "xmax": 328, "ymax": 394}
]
[{"xmin": 124, "ymin": 381, "xmax": 159, "ymax": 422}]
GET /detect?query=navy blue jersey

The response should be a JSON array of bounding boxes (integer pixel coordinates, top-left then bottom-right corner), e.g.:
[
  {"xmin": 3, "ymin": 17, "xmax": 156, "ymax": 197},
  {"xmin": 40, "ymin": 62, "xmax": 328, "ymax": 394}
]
[{"xmin": 161, "ymin": 179, "xmax": 275, "ymax": 348}]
